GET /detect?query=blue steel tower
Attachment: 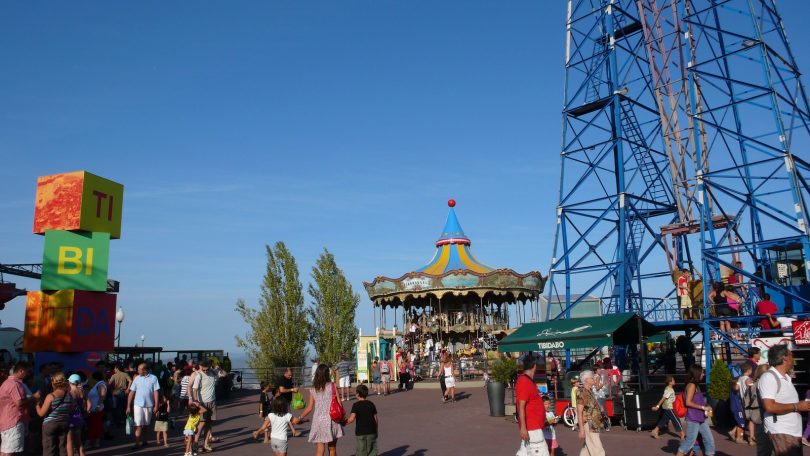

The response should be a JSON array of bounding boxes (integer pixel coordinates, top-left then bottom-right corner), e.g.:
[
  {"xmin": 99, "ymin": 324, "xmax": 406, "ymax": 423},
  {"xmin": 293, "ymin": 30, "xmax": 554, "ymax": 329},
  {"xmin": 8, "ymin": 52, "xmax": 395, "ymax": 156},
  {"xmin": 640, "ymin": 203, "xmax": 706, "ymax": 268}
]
[{"xmin": 546, "ymin": 0, "xmax": 810, "ymax": 372}]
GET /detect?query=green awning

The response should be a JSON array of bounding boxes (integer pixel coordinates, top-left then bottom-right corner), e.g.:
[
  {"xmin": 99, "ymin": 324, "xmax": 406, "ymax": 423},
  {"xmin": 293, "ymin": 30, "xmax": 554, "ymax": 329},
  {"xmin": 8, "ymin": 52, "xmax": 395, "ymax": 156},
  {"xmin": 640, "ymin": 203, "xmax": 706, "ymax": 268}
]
[{"xmin": 498, "ymin": 313, "xmax": 659, "ymax": 352}]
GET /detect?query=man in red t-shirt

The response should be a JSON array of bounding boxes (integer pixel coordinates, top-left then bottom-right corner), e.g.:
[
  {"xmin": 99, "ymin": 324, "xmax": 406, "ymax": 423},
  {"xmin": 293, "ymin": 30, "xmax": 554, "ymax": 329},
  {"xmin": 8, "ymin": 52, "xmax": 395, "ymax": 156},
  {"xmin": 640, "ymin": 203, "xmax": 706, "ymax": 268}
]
[
  {"xmin": 516, "ymin": 353, "xmax": 549, "ymax": 456},
  {"xmin": 756, "ymin": 293, "xmax": 779, "ymax": 331}
]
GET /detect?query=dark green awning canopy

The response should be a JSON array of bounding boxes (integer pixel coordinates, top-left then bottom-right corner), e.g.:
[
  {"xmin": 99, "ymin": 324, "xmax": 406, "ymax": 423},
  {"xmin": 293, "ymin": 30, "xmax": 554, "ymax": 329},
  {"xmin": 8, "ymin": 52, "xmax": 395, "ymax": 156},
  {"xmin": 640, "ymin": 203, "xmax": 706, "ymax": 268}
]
[{"xmin": 498, "ymin": 313, "xmax": 659, "ymax": 352}]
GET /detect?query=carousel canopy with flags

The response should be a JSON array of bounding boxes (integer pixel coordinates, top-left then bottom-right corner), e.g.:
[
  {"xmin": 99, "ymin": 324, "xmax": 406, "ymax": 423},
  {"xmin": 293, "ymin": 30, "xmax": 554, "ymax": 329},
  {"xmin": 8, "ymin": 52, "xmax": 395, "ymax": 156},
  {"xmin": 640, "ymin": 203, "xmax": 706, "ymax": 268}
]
[{"xmin": 364, "ymin": 200, "xmax": 545, "ymax": 308}]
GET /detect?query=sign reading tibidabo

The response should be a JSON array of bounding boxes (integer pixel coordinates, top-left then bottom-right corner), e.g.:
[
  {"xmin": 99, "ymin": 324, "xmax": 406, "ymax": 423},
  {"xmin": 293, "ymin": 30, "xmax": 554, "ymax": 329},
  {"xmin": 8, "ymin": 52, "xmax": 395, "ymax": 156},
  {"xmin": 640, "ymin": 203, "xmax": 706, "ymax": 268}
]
[
  {"xmin": 538, "ymin": 341, "xmax": 565, "ymax": 349},
  {"xmin": 793, "ymin": 321, "xmax": 810, "ymax": 346}
]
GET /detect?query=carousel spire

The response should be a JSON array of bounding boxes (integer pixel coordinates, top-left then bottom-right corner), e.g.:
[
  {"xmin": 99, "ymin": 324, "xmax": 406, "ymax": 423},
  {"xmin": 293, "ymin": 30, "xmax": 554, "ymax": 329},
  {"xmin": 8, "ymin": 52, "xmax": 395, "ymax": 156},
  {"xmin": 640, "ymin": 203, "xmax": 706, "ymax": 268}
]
[
  {"xmin": 436, "ymin": 199, "xmax": 470, "ymax": 247},
  {"xmin": 417, "ymin": 199, "xmax": 493, "ymax": 275}
]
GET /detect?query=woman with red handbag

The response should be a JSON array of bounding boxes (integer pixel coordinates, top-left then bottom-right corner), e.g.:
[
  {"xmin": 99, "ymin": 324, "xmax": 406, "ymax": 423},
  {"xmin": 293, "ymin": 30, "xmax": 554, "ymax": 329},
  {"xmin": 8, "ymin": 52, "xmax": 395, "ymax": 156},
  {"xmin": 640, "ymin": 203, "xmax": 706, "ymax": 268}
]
[{"xmin": 298, "ymin": 364, "xmax": 345, "ymax": 456}]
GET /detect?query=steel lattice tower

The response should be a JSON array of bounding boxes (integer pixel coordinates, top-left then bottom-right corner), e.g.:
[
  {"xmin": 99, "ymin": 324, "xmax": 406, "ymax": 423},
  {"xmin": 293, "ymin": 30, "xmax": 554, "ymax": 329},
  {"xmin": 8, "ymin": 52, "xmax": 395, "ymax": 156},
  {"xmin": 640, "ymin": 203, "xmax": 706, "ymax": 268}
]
[{"xmin": 546, "ymin": 0, "xmax": 810, "ymax": 371}]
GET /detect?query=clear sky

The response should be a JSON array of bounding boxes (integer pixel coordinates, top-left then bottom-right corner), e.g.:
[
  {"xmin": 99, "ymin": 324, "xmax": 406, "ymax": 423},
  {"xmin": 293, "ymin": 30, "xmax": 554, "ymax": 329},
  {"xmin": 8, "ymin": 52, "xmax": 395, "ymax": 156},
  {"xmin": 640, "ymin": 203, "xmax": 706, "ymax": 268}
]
[{"xmin": 2, "ymin": 1, "xmax": 810, "ymax": 359}]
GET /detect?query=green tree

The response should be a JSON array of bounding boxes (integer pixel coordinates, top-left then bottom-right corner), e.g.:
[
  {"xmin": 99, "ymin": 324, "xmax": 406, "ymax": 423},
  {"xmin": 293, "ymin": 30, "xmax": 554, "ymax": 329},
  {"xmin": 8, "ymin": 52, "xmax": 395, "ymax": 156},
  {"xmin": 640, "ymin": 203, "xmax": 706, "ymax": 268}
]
[
  {"xmin": 235, "ymin": 242, "xmax": 308, "ymax": 373},
  {"xmin": 708, "ymin": 360, "xmax": 731, "ymax": 401},
  {"xmin": 307, "ymin": 248, "xmax": 359, "ymax": 365}
]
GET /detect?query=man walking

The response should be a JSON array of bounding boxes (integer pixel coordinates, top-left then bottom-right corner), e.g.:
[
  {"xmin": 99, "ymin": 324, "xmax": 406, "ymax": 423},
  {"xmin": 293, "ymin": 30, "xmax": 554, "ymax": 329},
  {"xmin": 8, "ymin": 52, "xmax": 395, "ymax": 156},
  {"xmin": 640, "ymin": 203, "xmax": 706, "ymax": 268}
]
[
  {"xmin": 0, "ymin": 362, "xmax": 36, "ymax": 456},
  {"xmin": 126, "ymin": 363, "xmax": 160, "ymax": 450},
  {"xmin": 759, "ymin": 344, "xmax": 810, "ymax": 455},
  {"xmin": 108, "ymin": 363, "xmax": 131, "ymax": 426},
  {"xmin": 276, "ymin": 368, "xmax": 299, "ymax": 403},
  {"xmin": 192, "ymin": 360, "xmax": 218, "ymax": 452},
  {"xmin": 337, "ymin": 358, "xmax": 352, "ymax": 401},
  {"xmin": 516, "ymin": 353, "xmax": 549, "ymax": 456}
]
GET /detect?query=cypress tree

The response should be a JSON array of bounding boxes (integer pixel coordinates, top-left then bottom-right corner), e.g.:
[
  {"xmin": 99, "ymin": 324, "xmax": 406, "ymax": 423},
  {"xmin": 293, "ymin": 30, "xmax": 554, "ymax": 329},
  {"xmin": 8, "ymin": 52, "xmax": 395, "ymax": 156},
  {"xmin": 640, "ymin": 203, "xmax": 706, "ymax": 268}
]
[
  {"xmin": 235, "ymin": 241, "xmax": 308, "ymax": 374},
  {"xmin": 307, "ymin": 248, "xmax": 359, "ymax": 365}
]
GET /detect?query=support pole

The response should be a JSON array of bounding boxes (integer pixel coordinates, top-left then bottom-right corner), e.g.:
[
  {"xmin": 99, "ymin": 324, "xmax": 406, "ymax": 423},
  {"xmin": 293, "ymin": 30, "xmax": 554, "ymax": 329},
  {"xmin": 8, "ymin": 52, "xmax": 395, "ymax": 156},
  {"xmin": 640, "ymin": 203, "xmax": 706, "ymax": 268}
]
[{"xmin": 637, "ymin": 315, "xmax": 649, "ymax": 391}]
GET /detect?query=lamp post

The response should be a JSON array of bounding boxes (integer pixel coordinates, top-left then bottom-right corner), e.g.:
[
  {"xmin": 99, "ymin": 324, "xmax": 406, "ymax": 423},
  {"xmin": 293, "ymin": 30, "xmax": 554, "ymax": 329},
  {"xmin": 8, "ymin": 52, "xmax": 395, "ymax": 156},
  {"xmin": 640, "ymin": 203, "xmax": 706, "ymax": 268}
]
[
  {"xmin": 140, "ymin": 334, "xmax": 145, "ymax": 348},
  {"xmin": 115, "ymin": 307, "xmax": 125, "ymax": 351}
]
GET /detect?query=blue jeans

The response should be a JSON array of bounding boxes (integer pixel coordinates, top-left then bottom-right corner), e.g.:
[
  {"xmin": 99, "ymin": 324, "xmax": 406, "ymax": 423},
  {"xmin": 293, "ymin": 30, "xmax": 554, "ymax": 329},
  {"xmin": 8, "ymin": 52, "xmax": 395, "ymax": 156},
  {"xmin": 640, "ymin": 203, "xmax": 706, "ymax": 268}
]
[{"xmin": 677, "ymin": 419, "xmax": 715, "ymax": 455}]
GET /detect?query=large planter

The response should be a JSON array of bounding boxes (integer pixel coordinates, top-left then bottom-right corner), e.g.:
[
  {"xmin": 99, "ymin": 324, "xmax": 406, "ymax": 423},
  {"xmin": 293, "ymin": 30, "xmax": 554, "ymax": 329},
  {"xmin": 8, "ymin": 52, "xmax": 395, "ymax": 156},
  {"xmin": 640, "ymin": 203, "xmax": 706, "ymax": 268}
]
[
  {"xmin": 487, "ymin": 381, "xmax": 506, "ymax": 417},
  {"xmin": 710, "ymin": 398, "xmax": 732, "ymax": 429}
]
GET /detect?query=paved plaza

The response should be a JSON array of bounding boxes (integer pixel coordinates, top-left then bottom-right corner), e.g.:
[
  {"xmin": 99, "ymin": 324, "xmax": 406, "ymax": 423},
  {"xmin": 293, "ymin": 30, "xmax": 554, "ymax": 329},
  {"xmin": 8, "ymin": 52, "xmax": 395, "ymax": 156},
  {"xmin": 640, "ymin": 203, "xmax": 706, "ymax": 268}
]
[{"xmin": 85, "ymin": 383, "xmax": 753, "ymax": 456}]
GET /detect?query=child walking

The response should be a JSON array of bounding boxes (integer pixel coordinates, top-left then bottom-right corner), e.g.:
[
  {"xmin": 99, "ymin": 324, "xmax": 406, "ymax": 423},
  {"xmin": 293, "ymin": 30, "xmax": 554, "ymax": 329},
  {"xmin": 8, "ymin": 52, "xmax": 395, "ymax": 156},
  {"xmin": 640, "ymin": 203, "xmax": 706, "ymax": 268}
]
[
  {"xmin": 154, "ymin": 394, "xmax": 170, "ymax": 447},
  {"xmin": 729, "ymin": 371, "xmax": 746, "ymax": 443},
  {"xmin": 542, "ymin": 396, "xmax": 559, "ymax": 456},
  {"xmin": 345, "ymin": 384, "xmax": 379, "ymax": 456},
  {"xmin": 255, "ymin": 381, "xmax": 274, "ymax": 443},
  {"xmin": 650, "ymin": 375, "xmax": 684, "ymax": 439},
  {"xmin": 184, "ymin": 403, "xmax": 206, "ymax": 456},
  {"xmin": 252, "ymin": 396, "xmax": 304, "ymax": 456}
]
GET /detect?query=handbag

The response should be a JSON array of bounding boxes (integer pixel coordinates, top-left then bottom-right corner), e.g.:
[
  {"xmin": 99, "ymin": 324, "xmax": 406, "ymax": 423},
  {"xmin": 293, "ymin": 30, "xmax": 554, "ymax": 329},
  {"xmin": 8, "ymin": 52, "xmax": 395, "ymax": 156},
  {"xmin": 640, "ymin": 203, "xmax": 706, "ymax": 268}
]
[
  {"xmin": 328, "ymin": 383, "xmax": 345, "ymax": 423},
  {"xmin": 292, "ymin": 391, "xmax": 305, "ymax": 410}
]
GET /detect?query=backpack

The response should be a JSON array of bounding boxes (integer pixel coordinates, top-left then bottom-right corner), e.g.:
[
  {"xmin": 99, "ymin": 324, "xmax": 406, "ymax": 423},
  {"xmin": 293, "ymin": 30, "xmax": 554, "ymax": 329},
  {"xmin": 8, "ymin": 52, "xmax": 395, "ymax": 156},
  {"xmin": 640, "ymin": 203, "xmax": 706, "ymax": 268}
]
[
  {"xmin": 743, "ymin": 383, "xmax": 762, "ymax": 424},
  {"xmin": 673, "ymin": 393, "xmax": 687, "ymax": 418}
]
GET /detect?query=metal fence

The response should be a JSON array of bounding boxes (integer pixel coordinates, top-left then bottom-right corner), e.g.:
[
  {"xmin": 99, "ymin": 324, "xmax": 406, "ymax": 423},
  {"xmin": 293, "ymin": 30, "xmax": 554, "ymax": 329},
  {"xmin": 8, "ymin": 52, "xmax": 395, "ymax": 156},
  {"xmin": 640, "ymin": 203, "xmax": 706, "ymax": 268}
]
[{"xmin": 231, "ymin": 358, "xmax": 498, "ymax": 390}]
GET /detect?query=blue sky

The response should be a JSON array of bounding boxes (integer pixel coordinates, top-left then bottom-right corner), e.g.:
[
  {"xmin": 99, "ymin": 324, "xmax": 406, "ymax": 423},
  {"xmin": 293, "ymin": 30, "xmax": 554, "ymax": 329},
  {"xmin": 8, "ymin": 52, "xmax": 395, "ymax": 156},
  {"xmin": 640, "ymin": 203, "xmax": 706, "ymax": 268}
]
[{"xmin": 2, "ymin": 1, "xmax": 810, "ymax": 359}]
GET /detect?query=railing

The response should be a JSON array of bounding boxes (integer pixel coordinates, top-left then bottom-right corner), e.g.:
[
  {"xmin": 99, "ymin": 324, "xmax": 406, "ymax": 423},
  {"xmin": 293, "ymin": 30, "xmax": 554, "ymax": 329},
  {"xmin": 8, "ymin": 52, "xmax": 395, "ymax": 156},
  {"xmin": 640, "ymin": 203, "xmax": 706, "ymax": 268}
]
[
  {"xmin": 231, "ymin": 367, "xmax": 308, "ymax": 390},
  {"xmin": 231, "ymin": 358, "xmax": 501, "ymax": 390}
]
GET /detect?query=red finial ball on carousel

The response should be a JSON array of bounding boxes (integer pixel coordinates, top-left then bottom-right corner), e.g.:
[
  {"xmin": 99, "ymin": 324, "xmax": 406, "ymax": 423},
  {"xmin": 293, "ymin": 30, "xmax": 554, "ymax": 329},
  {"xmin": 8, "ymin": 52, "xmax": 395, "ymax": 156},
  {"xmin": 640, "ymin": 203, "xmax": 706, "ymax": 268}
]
[{"xmin": 448, "ymin": 199, "xmax": 456, "ymax": 207}]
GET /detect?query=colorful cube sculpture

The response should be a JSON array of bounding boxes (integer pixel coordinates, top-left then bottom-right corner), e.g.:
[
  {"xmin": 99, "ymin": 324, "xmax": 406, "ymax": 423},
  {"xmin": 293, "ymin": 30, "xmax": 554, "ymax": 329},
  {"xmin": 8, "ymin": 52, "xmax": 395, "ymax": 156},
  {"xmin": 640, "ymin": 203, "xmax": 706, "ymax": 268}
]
[
  {"xmin": 33, "ymin": 171, "xmax": 124, "ymax": 239},
  {"xmin": 23, "ymin": 290, "xmax": 116, "ymax": 353},
  {"xmin": 41, "ymin": 230, "xmax": 110, "ymax": 292}
]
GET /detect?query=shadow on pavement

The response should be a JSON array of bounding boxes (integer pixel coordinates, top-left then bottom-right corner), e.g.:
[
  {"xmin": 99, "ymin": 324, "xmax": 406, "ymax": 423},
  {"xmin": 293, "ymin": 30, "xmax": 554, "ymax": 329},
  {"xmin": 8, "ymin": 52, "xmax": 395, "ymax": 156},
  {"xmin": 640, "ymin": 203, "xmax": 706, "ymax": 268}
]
[{"xmin": 380, "ymin": 445, "xmax": 428, "ymax": 456}]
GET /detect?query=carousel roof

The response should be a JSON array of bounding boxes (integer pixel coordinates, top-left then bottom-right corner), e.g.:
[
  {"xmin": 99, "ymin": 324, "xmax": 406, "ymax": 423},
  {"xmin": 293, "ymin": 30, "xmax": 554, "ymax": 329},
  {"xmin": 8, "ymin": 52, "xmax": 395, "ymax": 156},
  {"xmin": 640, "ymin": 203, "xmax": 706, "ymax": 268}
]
[{"xmin": 364, "ymin": 200, "xmax": 546, "ymax": 307}]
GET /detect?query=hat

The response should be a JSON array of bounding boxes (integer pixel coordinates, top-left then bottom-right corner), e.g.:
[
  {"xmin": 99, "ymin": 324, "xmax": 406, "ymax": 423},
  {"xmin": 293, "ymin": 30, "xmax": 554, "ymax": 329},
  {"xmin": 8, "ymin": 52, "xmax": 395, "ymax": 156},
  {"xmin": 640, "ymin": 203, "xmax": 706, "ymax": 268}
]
[{"xmin": 68, "ymin": 374, "xmax": 81, "ymax": 385}]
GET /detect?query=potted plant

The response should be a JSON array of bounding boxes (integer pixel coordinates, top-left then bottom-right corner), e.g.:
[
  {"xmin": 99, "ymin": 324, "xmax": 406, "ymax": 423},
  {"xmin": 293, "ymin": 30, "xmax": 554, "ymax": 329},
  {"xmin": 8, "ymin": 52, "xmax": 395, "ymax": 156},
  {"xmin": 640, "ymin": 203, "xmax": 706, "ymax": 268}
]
[
  {"xmin": 707, "ymin": 360, "xmax": 732, "ymax": 428},
  {"xmin": 487, "ymin": 356, "xmax": 517, "ymax": 417}
]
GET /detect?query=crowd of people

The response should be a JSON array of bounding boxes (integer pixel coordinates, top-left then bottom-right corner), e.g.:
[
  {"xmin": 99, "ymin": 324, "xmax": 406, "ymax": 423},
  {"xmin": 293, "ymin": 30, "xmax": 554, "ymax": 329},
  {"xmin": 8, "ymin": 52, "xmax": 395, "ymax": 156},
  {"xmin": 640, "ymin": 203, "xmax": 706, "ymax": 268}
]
[
  {"xmin": 0, "ymin": 357, "xmax": 229, "ymax": 456},
  {"xmin": 515, "ymin": 343, "xmax": 810, "ymax": 456},
  {"xmin": 644, "ymin": 344, "xmax": 810, "ymax": 456},
  {"xmin": 252, "ymin": 363, "xmax": 379, "ymax": 456}
]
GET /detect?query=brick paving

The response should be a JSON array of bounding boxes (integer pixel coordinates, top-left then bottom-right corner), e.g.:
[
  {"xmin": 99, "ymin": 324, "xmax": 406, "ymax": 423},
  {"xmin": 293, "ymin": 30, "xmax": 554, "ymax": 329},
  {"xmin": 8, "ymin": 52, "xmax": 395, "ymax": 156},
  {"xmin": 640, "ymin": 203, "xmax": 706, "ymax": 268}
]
[{"xmin": 86, "ymin": 385, "xmax": 754, "ymax": 456}]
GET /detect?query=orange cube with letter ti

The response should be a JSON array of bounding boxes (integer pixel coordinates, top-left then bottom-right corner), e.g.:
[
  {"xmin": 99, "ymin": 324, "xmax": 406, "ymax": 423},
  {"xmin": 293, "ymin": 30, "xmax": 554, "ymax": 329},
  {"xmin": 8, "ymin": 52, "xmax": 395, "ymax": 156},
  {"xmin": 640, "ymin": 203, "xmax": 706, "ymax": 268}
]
[{"xmin": 33, "ymin": 171, "xmax": 124, "ymax": 239}]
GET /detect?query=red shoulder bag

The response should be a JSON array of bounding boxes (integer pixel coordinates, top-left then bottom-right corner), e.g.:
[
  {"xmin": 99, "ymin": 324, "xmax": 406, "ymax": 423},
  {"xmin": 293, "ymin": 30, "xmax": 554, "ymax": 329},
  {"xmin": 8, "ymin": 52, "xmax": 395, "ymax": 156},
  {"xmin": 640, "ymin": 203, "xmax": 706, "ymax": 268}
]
[{"xmin": 329, "ymin": 383, "xmax": 345, "ymax": 422}]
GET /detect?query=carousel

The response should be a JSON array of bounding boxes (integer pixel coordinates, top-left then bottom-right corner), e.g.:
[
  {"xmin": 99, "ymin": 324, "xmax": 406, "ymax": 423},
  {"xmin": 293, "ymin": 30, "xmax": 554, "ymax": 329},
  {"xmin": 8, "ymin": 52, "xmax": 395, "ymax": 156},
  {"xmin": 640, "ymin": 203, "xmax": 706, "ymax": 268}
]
[{"xmin": 363, "ymin": 200, "xmax": 545, "ymax": 361}]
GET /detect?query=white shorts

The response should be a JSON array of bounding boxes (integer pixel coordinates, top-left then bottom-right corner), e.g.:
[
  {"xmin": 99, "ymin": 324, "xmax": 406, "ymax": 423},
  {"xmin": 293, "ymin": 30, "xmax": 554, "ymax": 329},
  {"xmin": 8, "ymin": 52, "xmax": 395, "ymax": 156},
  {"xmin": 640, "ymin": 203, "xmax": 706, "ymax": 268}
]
[
  {"xmin": 444, "ymin": 376, "xmax": 456, "ymax": 388},
  {"xmin": 517, "ymin": 429, "xmax": 550, "ymax": 456},
  {"xmin": 271, "ymin": 438, "xmax": 288, "ymax": 453},
  {"xmin": 133, "ymin": 406, "xmax": 154, "ymax": 427},
  {"xmin": 339, "ymin": 376, "xmax": 351, "ymax": 388},
  {"xmin": 0, "ymin": 421, "xmax": 25, "ymax": 453}
]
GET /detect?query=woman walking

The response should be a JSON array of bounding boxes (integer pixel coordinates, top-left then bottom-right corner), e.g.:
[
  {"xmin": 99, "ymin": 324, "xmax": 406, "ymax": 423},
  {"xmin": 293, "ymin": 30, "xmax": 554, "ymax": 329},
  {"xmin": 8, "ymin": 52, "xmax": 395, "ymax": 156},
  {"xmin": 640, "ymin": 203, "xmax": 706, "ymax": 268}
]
[
  {"xmin": 440, "ymin": 354, "xmax": 456, "ymax": 402},
  {"xmin": 66, "ymin": 374, "xmax": 88, "ymax": 456},
  {"xmin": 86, "ymin": 371, "xmax": 107, "ymax": 449},
  {"xmin": 576, "ymin": 370, "xmax": 605, "ymax": 456},
  {"xmin": 298, "ymin": 364, "xmax": 344, "ymax": 456},
  {"xmin": 676, "ymin": 365, "xmax": 716, "ymax": 456},
  {"xmin": 37, "ymin": 372, "xmax": 75, "ymax": 456},
  {"xmin": 371, "ymin": 358, "xmax": 381, "ymax": 396},
  {"xmin": 651, "ymin": 375, "xmax": 684, "ymax": 440}
]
